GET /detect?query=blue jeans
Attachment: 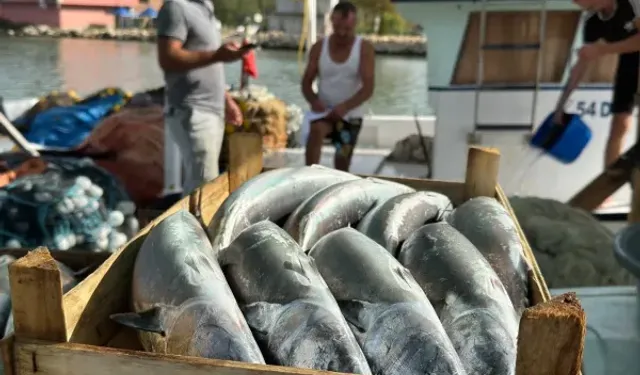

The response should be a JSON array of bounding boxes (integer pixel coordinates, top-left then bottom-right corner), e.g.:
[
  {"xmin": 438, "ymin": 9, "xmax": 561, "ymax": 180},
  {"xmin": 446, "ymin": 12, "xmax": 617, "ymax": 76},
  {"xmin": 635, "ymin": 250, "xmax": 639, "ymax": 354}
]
[{"xmin": 165, "ymin": 105, "xmax": 224, "ymax": 196}]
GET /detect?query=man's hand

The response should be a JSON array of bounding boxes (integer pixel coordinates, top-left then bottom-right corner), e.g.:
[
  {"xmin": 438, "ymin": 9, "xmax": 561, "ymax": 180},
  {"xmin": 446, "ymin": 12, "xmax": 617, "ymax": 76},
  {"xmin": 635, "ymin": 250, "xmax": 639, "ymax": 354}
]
[
  {"xmin": 311, "ymin": 98, "xmax": 327, "ymax": 113},
  {"xmin": 578, "ymin": 42, "xmax": 607, "ymax": 62},
  {"xmin": 214, "ymin": 42, "xmax": 248, "ymax": 63},
  {"xmin": 328, "ymin": 103, "xmax": 348, "ymax": 121},
  {"xmin": 225, "ymin": 94, "xmax": 243, "ymax": 126}
]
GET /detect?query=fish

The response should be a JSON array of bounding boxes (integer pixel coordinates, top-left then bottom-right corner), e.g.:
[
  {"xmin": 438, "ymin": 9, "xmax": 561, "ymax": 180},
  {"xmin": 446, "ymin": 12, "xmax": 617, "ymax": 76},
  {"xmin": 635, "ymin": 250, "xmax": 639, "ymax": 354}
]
[
  {"xmin": 357, "ymin": 191, "xmax": 453, "ymax": 256},
  {"xmin": 284, "ymin": 178, "xmax": 415, "ymax": 250},
  {"xmin": 220, "ymin": 221, "xmax": 372, "ymax": 374},
  {"xmin": 398, "ymin": 223, "xmax": 519, "ymax": 375},
  {"xmin": 308, "ymin": 228, "xmax": 466, "ymax": 375},
  {"xmin": 3, "ymin": 258, "xmax": 79, "ymax": 338},
  {"xmin": 447, "ymin": 197, "xmax": 530, "ymax": 314},
  {"xmin": 110, "ymin": 210, "xmax": 265, "ymax": 363},
  {"xmin": 207, "ymin": 165, "xmax": 359, "ymax": 255},
  {"xmin": 0, "ymin": 255, "xmax": 15, "ymax": 337}
]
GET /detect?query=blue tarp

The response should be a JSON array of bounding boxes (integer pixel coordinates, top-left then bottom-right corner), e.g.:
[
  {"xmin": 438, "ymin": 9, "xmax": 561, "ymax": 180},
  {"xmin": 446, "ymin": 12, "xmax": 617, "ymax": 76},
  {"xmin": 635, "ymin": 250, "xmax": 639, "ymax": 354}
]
[
  {"xmin": 24, "ymin": 93, "xmax": 127, "ymax": 149},
  {"xmin": 112, "ymin": 7, "xmax": 135, "ymax": 17},
  {"xmin": 138, "ymin": 7, "xmax": 158, "ymax": 18}
]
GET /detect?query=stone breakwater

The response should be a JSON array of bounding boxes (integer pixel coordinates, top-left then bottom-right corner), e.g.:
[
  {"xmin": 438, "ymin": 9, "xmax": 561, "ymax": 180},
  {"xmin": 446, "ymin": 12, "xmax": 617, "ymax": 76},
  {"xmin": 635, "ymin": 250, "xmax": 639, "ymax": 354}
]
[{"xmin": 0, "ymin": 23, "xmax": 427, "ymax": 57}]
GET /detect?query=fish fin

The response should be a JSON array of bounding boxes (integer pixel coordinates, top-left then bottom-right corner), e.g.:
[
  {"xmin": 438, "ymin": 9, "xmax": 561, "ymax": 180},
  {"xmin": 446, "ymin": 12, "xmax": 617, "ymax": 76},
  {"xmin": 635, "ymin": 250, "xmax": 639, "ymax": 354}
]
[
  {"xmin": 110, "ymin": 306, "xmax": 167, "ymax": 337},
  {"xmin": 242, "ymin": 302, "xmax": 282, "ymax": 337},
  {"xmin": 337, "ymin": 300, "xmax": 369, "ymax": 334},
  {"xmin": 71, "ymin": 262, "xmax": 101, "ymax": 279}
]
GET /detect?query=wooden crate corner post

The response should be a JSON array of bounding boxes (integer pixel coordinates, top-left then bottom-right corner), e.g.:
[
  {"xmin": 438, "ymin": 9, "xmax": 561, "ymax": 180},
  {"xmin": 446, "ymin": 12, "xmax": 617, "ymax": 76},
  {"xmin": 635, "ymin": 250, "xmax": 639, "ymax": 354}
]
[
  {"xmin": 8, "ymin": 247, "xmax": 67, "ymax": 342},
  {"xmin": 464, "ymin": 146, "xmax": 501, "ymax": 200},
  {"xmin": 228, "ymin": 132, "xmax": 264, "ymax": 192},
  {"xmin": 516, "ymin": 292, "xmax": 586, "ymax": 375},
  {"xmin": 629, "ymin": 169, "xmax": 640, "ymax": 222}
]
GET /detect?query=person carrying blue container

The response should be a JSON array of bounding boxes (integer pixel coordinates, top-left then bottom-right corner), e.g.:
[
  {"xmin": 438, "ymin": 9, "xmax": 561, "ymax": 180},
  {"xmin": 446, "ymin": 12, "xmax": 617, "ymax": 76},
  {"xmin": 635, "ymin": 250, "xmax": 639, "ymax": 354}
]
[{"xmin": 554, "ymin": 0, "xmax": 640, "ymax": 174}]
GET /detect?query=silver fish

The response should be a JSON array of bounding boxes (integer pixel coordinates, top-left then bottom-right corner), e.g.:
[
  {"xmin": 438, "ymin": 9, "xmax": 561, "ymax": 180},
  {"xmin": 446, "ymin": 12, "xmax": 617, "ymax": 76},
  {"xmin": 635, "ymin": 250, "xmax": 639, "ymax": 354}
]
[
  {"xmin": 208, "ymin": 165, "xmax": 359, "ymax": 255},
  {"xmin": 357, "ymin": 191, "xmax": 453, "ymax": 256},
  {"xmin": 309, "ymin": 228, "xmax": 466, "ymax": 375},
  {"xmin": 398, "ymin": 223, "xmax": 518, "ymax": 375},
  {"xmin": 447, "ymin": 197, "xmax": 530, "ymax": 314},
  {"xmin": 110, "ymin": 210, "xmax": 265, "ymax": 363},
  {"xmin": 221, "ymin": 221, "xmax": 372, "ymax": 374},
  {"xmin": 0, "ymin": 255, "xmax": 15, "ymax": 338},
  {"xmin": 3, "ymin": 259, "xmax": 79, "ymax": 338},
  {"xmin": 285, "ymin": 178, "xmax": 415, "ymax": 251}
]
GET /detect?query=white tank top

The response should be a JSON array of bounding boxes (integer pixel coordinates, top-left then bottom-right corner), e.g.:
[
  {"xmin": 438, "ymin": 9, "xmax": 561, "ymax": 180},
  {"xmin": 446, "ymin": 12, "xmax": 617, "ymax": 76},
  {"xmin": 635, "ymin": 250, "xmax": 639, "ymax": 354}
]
[{"xmin": 317, "ymin": 36, "xmax": 364, "ymax": 119}]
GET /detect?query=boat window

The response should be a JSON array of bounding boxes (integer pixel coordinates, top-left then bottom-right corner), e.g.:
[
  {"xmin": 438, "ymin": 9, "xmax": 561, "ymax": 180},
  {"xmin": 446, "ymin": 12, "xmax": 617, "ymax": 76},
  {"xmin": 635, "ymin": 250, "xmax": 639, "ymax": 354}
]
[{"xmin": 451, "ymin": 11, "xmax": 591, "ymax": 85}]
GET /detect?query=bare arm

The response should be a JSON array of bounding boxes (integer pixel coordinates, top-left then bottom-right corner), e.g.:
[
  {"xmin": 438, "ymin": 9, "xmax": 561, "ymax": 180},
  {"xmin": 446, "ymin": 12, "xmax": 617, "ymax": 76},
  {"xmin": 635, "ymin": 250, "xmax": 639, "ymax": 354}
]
[
  {"xmin": 555, "ymin": 59, "xmax": 590, "ymax": 114},
  {"xmin": 339, "ymin": 41, "xmax": 375, "ymax": 113},
  {"xmin": 156, "ymin": 2, "xmax": 225, "ymax": 72},
  {"xmin": 157, "ymin": 37, "xmax": 218, "ymax": 72},
  {"xmin": 301, "ymin": 41, "xmax": 323, "ymax": 105}
]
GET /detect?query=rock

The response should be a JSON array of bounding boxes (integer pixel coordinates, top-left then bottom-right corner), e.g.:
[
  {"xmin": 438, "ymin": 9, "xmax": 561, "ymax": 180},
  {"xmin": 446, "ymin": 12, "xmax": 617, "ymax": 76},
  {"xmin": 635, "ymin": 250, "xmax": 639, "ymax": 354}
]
[
  {"xmin": 0, "ymin": 21, "xmax": 427, "ymax": 56},
  {"xmin": 387, "ymin": 134, "xmax": 433, "ymax": 163}
]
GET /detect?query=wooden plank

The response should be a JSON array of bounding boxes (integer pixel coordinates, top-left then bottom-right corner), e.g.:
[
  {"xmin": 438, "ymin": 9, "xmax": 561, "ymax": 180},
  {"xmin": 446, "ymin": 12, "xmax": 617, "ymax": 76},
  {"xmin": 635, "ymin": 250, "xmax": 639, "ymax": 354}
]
[
  {"xmin": 14, "ymin": 340, "xmax": 342, "ymax": 375},
  {"xmin": 516, "ymin": 293, "xmax": 585, "ymax": 375},
  {"xmin": 629, "ymin": 169, "xmax": 640, "ymax": 223},
  {"xmin": 228, "ymin": 133, "xmax": 264, "ymax": 193},
  {"xmin": 495, "ymin": 185, "xmax": 551, "ymax": 304},
  {"xmin": 464, "ymin": 146, "xmax": 500, "ymax": 200},
  {"xmin": 0, "ymin": 335, "xmax": 15, "ymax": 375},
  {"xmin": 452, "ymin": 11, "xmax": 580, "ymax": 85},
  {"xmin": 567, "ymin": 143, "xmax": 638, "ymax": 211},
  {"xmin": 360, "ymin": 175, "xmax": 465, "ymax": 204},
  {"xmin": 0, "ymin": 249, "xmax": 109, "ymax": 272},
  {"xmin": 9, "ymin": 248, "xmax": 67, "ymax": 342}
]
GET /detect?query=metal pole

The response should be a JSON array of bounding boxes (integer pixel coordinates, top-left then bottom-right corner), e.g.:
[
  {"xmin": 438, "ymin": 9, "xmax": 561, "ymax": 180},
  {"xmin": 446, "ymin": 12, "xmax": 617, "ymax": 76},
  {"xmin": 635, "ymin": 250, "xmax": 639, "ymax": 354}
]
[
  {"xmin": 530, "ymin": 0, "xmax": 548, "ymax": 132},
  {"xmin": 472, "ymin": 0, "xmax": 488, "ymax": 136},
  {"xmin": 307, "ymin": 0, "xmax": 317, "ymax": 53}
]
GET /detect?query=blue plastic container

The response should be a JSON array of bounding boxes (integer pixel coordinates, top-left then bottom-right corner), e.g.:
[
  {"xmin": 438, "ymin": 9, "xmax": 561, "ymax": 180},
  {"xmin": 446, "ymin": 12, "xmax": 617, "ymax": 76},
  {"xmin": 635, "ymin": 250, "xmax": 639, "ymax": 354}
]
[{"xmin": 530, "ymin": 112, "xmax": 592, "ymax": 164}]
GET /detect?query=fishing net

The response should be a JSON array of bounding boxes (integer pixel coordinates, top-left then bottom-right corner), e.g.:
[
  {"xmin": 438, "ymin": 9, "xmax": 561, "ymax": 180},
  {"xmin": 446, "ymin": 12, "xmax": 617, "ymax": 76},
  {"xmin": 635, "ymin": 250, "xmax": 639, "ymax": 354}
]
[
  {"xmin": 509, "ymin": 196, "xmax": 634, "ymax": 288},
  {"xmin": 0, "ymin": 156, "xmax": 139, "ymax": 252}
]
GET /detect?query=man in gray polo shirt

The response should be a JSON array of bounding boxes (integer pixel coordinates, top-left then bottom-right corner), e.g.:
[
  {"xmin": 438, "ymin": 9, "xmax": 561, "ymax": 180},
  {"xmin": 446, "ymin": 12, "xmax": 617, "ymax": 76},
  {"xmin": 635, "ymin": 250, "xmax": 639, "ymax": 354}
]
[{"xmin": 156, "ymin": 0, "xmax": 248, "ymax": 195}]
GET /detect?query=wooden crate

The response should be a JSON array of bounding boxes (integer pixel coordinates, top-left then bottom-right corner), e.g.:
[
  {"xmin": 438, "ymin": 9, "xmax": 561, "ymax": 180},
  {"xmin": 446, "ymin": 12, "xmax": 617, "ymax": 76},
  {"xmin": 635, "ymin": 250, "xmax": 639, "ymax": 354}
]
[
  {"xmin": 0, "ymin": 249, "xmax": 110, "ymax": 375},
  {"xmin": 2, "ymin": 133, "xmax": 586, "ymax": 375}
]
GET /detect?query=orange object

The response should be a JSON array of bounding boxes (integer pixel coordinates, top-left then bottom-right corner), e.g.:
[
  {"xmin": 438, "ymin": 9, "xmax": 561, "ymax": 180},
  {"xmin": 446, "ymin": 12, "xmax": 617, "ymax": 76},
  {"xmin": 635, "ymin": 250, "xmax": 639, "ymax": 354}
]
[
  {"xmin": 0, "ymin": 158, "xmax": 47, "ymax": 189},
  {"xmin": 242, "ymin": 40, "xmax": 259, "ymax": 79}
]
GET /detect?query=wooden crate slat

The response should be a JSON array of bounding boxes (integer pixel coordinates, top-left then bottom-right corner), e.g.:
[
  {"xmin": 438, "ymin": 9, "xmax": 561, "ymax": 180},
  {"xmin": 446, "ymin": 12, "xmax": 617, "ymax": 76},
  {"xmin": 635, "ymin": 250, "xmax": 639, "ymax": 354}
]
[{"xmin": 15, "ymin": 340, "xmax": 336, "ymax": 375}]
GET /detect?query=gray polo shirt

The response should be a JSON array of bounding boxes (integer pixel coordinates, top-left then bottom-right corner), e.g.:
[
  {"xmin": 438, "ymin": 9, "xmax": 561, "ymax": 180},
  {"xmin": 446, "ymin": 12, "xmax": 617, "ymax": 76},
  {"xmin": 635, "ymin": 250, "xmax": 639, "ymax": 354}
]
[{"xmin": 156, "ymin": 0, "xmax": 225, "ymax": 115}]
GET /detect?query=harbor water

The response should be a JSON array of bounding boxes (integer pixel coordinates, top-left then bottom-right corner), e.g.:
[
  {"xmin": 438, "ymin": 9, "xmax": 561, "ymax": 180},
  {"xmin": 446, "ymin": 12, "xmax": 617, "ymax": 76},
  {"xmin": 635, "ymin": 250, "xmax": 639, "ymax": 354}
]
[{"xmin": 0, "ymin": 36, "xmax": 429, "ymax": 115}]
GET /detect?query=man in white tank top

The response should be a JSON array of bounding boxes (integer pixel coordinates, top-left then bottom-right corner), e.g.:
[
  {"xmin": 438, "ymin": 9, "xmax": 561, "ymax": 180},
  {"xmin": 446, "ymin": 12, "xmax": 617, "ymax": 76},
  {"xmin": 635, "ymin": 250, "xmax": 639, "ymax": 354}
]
[{"xmin": 301, "ymin": 1, "xmax": 376, "ymax": 171}]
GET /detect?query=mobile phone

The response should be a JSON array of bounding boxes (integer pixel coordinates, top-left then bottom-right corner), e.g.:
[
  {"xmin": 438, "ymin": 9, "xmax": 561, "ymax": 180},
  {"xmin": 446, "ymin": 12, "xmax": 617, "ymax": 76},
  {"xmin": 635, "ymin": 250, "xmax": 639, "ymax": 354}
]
[{"xmin": 240, "ymin": 43, "xmax": 258, "ymax": 50}]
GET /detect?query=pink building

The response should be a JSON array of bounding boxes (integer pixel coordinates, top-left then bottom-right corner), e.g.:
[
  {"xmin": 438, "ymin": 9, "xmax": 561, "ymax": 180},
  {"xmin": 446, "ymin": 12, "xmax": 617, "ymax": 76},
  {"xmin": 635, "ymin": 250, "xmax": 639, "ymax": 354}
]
[{"xmin": 0, "ymin": 0, "xmax": 149, "ymax": 29}]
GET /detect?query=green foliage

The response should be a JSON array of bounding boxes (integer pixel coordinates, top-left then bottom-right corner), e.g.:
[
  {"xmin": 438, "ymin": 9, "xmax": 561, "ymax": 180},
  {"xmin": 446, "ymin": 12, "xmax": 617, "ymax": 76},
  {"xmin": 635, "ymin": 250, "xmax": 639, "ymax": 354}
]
[
  {"xmin": 213, "ymin": 0, "xmax": 414, "ymax": 35},
  {"xmin": 378, "ymin": 11, "xmax": 409, "ymax": 35},
  {"xmin": 214, "ymin": 0, "xmax": 276, "ymax": 25}
]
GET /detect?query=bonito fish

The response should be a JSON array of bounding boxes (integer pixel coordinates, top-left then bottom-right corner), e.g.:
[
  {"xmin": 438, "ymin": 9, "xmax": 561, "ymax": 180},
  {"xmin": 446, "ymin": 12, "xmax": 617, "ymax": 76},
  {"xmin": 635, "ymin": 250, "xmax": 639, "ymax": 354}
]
[
  {"xmin": 110, "ymin": 210, "xmax": 265, "ymax": 363},
  {"xmin": 221, "ymin": 221, "xmax": 371, "ymax": 374},
  {"xmin": 399, "ymin": 223, "xmax": 519, "ymax": 375},
  {"xmin": 208, "ymin": 165, "xmax": 359, "ymax": 255},
  {"xmin": 309, "ymin": 228, "xmax": 466, "ymax": 375},
  {"xmin": 285, "ymin": 178, "xmax": 415, "ymax": 250}
]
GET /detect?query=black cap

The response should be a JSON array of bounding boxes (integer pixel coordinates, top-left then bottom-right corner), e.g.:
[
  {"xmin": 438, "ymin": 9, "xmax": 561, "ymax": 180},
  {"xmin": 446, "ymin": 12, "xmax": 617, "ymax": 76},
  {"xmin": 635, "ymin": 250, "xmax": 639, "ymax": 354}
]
[{"xmin": 332, "ymin": 1, "xmax": 357, "ymax": 16}]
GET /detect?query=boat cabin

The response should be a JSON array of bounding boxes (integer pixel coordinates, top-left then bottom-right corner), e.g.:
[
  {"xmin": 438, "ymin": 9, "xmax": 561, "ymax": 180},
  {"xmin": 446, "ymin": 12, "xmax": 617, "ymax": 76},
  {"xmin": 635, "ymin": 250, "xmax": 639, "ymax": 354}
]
[{"xmin": 392, "ymin": 0, "xmax": 634, "ymax": 208}]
